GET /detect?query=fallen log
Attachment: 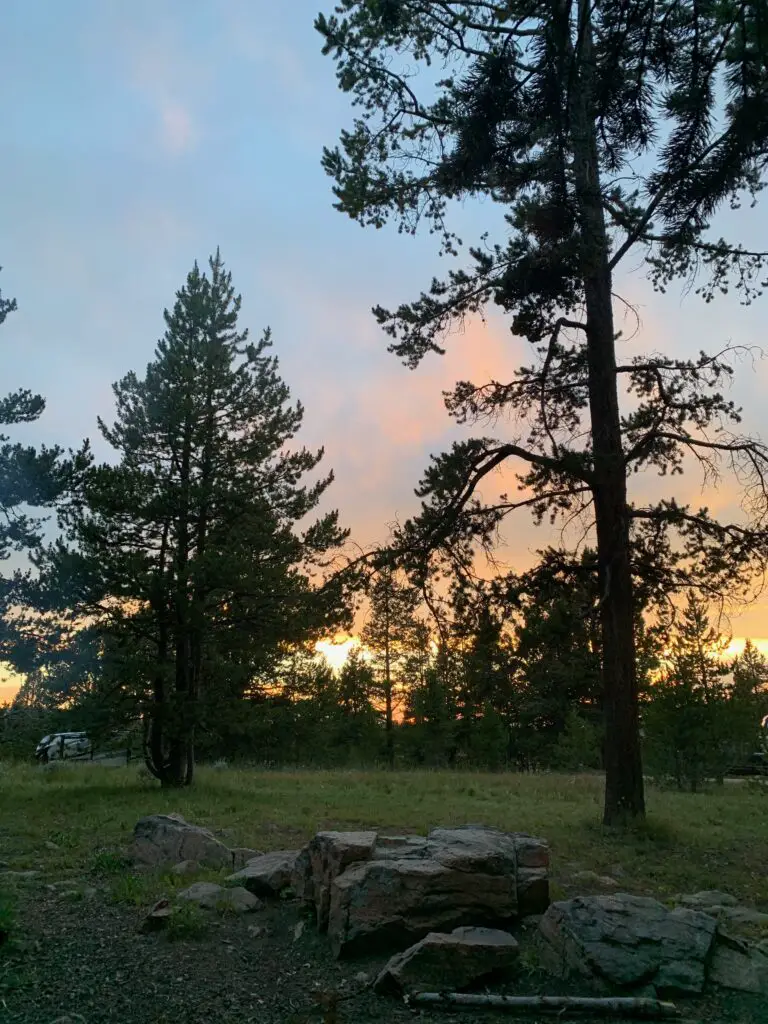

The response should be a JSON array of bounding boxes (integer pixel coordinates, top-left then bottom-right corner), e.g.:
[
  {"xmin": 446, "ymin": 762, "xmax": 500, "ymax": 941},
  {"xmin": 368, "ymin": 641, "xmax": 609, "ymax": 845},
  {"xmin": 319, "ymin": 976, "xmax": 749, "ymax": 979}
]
[{"xmin": 407, "ymin": 993, "xmax": 679, "ymax": 1018}]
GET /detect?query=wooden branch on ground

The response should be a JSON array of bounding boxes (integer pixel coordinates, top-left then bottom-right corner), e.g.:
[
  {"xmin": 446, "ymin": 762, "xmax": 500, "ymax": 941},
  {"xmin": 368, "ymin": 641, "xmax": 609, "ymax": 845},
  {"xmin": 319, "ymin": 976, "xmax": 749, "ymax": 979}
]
[{"xmin": 407, "ymin": 992, "xmax": 680, "ymax": 1017}]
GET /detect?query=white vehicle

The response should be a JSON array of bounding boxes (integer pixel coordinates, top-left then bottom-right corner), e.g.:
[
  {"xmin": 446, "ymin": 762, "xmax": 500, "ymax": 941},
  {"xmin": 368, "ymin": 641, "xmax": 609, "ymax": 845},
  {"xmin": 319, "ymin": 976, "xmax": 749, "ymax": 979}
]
[{"xmin": 35, "ymin": 732, "xmax": 92, "ymax": 762}]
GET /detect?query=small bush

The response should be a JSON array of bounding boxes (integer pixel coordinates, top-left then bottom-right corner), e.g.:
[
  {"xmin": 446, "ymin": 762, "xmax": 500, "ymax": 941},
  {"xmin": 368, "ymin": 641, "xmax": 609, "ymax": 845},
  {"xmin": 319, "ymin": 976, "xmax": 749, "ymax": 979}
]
[
  {"xmin": 88, "ymin": 849, "xmax": 130, "ymax": 877},
  {"xmin": 109, "ymin": 874, "xmax": 149, "ymax": 906},
  {"xmin": 166, "ymin": 902, "xmax": 207, "ymax": 941}
]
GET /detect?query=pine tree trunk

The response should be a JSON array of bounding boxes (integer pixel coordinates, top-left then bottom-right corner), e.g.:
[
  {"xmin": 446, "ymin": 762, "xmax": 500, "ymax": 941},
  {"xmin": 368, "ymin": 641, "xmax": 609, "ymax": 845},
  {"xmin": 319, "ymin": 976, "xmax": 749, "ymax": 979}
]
[
  {"xmin": 384, "ymin": 617, "xmax": 395, "ymax": 769},
  {"xmin": 567, "ymin": 0, "xmax": 645, "ymax": 824},
  {"xmin": 145, "ymin": 519, "xmax": 173, "ymax": 782}
]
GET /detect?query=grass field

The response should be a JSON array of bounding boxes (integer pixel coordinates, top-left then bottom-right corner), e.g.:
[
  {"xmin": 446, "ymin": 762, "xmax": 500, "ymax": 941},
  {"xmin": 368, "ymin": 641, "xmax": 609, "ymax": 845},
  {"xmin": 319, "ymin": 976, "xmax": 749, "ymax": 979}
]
[
  {"xmin": 1, "ymin": 764, "xmax": 767, "ymax": 1023},
  {"xmin": 2, "ymin": 763, "xmax": 767, "ymax": 905}
]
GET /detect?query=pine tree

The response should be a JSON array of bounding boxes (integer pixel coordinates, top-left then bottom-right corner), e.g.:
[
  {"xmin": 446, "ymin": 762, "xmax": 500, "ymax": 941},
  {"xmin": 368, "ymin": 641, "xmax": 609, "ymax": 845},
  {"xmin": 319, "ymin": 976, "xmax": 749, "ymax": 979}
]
[
  {"xmin": 0, "ymin": 269, "xmax": 91, "ymax": 673},
  {"xmin": 361, "ymin": 567, "xmax": 420, "ymax": 767},
  {"xmin": 643, "ymin": 593, "xmax": 751, "ymax": 789},
  {"xmin": 318, "ymin": 1, "xmax": 768, "ymax": 823},
  {"xmin": 35, "ymin": 252, "xmax": 351, "ymax": 786}
]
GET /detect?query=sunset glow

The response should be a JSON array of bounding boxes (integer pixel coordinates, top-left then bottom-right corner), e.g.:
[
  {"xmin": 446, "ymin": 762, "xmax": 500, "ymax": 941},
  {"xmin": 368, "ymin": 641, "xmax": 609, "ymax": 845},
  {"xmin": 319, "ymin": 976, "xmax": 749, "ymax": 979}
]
[
  {"xmin": 722, "ymin": 637, "xmax": 768, "ymax": 661},
  {"xmin": 315, "ymin": 637, "xmax": 359, "ymax": 671}
]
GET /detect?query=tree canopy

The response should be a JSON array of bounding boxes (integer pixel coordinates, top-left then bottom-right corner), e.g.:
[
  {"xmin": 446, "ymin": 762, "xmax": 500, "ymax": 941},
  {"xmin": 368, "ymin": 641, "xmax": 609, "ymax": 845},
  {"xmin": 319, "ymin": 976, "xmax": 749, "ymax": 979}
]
[
  {"xmin": 318, "ymin": 0, "xmax": 768, "ymax": 822},
  {"xmin": 28, "ymin": 253, "xmax": 352, "ymax": 785}
]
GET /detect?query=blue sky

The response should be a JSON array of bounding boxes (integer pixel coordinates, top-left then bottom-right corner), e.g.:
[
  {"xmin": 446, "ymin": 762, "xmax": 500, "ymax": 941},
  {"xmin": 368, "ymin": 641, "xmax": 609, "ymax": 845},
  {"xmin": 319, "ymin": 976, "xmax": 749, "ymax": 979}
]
[{"xmin": 1, "ymin": 1, "xmax": 767, "ymax": 699}]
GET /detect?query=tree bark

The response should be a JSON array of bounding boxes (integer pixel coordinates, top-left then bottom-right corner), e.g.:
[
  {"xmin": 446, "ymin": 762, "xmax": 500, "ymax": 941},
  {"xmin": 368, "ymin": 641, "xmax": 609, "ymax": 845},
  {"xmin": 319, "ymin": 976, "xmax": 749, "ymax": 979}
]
[
  {"xmin": 409, "ymin": 992, "xmax": 678, "ymax": 1017},
  {"xmin": 384, "ymin": 593, "xmax": 395, "ymax": 769},
  {"xmin": 567, "ymin": 0, "xmax": 645, "ymax": 823}
]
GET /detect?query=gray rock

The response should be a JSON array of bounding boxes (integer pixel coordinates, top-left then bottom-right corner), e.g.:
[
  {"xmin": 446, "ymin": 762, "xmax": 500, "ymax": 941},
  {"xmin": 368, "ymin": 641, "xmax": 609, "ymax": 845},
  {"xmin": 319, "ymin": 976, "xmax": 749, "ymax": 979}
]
[
  {"xmin": 226, "ymin": 849, "xmax": 300, "ymax": 897},
  {"xmin": 329, "ymin": 855, "xmax": 519, "ymax": 958},
  {"xmin": 177, "ymin": 881, "xmax": 225, "ymax": 908},
  {"xmin": 177, "ymin": 881, "xmax": 261, "ymax": 913},
  {"xmin": 373, "ymin": 835, "xmax": 429, "ymax": 860},
  {"xmin": 298, "ymin": 831, "xmax": 378, "ymax": 929},
  {"xmin": 292, "ymin": 825, "xmax": 548, "ymax": 958},
  {"xmin": 170, "ymin": 859, "xmax": 200, "ymax": 877},
  {"xmin": 132, "ymin": 814, "xmax": 231, "ymax": 870},
  {"xmin": 229, "ymin": 847, "xmax": 263, "ymax": 871},
  {"xmin": 537, "ymin": 893, "xmax": 717, "ymax": 995},
  {"xmin": 141, "ymin": 898, "xmax": 172, "ymax": 932},
  {"xmin": 719, "ymin": 906, "xmax": 768, "ymax": 928},
  {"xmin": 678, "ymin": 890, "xmax": 739, "ymax": 909},
  {"xmin": 710, "ymin": 931, "xmax": 768, "ymax": 994},
  {"xmin": 375, "ymin": 926, "xmax": 519, "ymax": 995},
  {"xmin": 218, "ymin": 887, "xmax": 262, "ymax": 914}
]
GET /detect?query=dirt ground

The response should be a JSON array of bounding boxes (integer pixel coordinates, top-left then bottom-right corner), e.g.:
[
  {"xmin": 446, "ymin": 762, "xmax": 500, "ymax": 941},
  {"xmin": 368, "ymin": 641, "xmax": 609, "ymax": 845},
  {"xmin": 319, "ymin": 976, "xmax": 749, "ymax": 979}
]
[{"xmin": 3, "ymin": 883, "xmax": 763, "ymax": 1024}]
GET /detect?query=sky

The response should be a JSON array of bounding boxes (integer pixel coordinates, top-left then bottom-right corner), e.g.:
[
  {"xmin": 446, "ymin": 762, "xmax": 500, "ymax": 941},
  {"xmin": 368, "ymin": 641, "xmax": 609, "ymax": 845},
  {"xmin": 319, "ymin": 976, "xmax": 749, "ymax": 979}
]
[{"xmin": 2, "ymin": 0, "xmax": 768, "ymax": 702}]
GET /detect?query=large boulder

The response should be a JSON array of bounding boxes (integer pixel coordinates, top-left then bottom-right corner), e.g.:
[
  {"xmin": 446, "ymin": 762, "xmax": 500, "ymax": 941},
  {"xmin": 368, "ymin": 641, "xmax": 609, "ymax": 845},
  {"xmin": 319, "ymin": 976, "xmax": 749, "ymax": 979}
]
[
  {"xmin": 328, "ymin": 855, "xmax": 518, "ymax": 958},
  {"xmin": 294, "ymin": 831, "xmax": 378, "ymax": 929},
  {"xmin": 537, "ymin": 893, "xmax": 718, "ymax": 995},
  {"xmin": 374, "ymin": 926, "xmax": 520, "ymax": 995},
  {"xmin": 326, "ymin": 826, "xmax": 548, "ymax": 959},
  {"xmin": 710, "ymin": 931, "xmax": 768, "ymax": 995},
  {"xmin": 291, "ymin": 824, "xmax": 548, "ymax": 958},
  {"xmin": 131, "ymin": 814, "xmax": 232, "ymax": 870},
  {"xmin": 226, "ymin": 850, "xmax": 300, "ymax": 897},
  {"xmin": 229, "ymin": 847, "xmax": 264, "ymax": 872}
]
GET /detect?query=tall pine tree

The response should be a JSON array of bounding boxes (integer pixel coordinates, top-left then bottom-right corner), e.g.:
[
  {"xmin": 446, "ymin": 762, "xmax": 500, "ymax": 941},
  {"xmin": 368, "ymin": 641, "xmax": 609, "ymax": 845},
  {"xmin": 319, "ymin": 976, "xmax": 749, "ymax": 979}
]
[
  {"xmin": 318, "ymin": 0, "xmax": 768, "ymax": 822},
  {"xmin": 36, "ymin": 253, "xmax": 351, "ymax": 785}
]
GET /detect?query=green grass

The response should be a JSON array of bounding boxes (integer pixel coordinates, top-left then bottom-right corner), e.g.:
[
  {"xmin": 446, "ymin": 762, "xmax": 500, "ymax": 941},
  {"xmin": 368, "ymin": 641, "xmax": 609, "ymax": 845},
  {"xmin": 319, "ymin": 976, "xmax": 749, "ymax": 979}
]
[{"xmin": 0, "ymin": 761, "xmax": 766, "ymax": 907}]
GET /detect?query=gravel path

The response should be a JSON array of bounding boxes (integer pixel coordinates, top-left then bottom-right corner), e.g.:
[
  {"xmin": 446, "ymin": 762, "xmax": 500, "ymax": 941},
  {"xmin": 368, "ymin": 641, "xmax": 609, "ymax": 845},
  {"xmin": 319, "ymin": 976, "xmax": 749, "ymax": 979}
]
[{"xmin": 2, "ymin": 883, "xmax": 761, "ymax": 1024}]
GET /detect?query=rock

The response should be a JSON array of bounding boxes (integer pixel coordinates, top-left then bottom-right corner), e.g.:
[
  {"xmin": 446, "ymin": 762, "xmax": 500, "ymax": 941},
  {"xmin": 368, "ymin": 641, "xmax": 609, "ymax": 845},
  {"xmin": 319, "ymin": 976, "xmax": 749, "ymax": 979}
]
[
  {"xmin": 374, "ymin": 926, "xmax": 520, "ymax": 995},
  {"xmin": 718, "ymin": 906, "xmax": 768, "ymax": 928},
  {"xmin": 373, "ymin": 835, "xmax": 429, "ymax": 860},
  {"xmin": 537, "ymin": 893, "xmax": 717, "ymax": 995},
  {"xmin": 49, "ymin": 1016, "xmax": 87, "ymax": 1024},
  {"xmin": 710, "ymin": 931, "xmax": 768, "ymax": 994},
  {"xmin": 329, "ymin": 856, "xmax": 517, "ymax": 959},
  {"xmin": 678, "ymin": 890, "xmax": 739, "ymax": 909},
  {"xmin": 226, "ymin": 849, "xmax": 300, "ymax": 897},
  {"xmin": 247, "ymin": 924, "xmax": 264, "ymax": 937},
  {"xmin": 176, "ymin": 881, "xmax": 261, "ymax": 913},
  {"xmin": 170, "ymin": 859, "xmax": 200, "ymax": 877},
  {"xmin": 229, "ymin": 847, "xmax": 263, "ymax": 871},
  {"xmin": 326, "ymin": 825, "xmax": 548, "ymax": 958},
  {"xmin": 219, "ymin": 887, "xmax": 262, "ymax": 914},
  {"xmin": 131, "ymin": 814, "xmax": 232, "ymax": 870},
  {"xmin": 300, "ymin": 831, "xmax": 378, "ymax": 929},
  {"xmin": 291, "ymin": 846, "xmax": 313, "ymax": 901},
  {"xmin": 44, "ymin": 841, "xmax": 60, "ymax": 851},
  {"xmin": 176, "ymin": 881, "xmax": 223, "ymax": 907},
  {"xmin": 141, "ymin": 898, "xmax": 172, "ymax": 932}
]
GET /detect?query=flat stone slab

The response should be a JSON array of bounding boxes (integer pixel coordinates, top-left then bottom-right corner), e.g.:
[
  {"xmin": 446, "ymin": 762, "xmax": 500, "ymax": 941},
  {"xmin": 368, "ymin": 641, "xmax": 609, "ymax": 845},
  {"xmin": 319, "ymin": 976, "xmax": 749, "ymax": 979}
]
[
  {"xmin": 226, "ymin": 850, "xmax": 300, "ymax": 896},
  {"xmin": 375, "ymin": 926, "xmax": 520, "ymax": 995},
  {"xmin": 177, "ymin": 881, "xmax": 261, "ymax": 913}
]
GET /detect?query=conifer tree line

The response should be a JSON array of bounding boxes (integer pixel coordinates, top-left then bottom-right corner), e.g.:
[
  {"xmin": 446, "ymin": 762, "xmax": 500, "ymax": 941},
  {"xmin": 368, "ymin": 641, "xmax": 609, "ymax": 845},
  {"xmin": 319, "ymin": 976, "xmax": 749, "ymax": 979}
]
[
  {"xmin": 2, "ymin": 2, "xmax": 768, "ymax": 825},
  {"xmin": 0, "ymin": 252, "xmax": 766, "ymax": 789}
]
